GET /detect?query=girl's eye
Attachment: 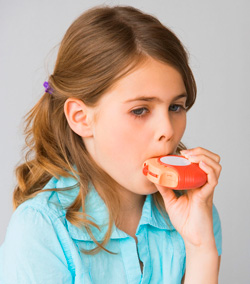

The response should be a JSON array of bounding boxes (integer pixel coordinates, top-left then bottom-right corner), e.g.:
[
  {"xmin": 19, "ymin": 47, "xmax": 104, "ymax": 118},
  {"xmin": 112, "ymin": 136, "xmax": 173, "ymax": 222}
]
[
  {"xmin": 131, "ymin": 107, "xmax": 149, "ymax": 117},
  {"xmin": 169, "ymin": 104, "xmax": 186, "ymax": 112}
]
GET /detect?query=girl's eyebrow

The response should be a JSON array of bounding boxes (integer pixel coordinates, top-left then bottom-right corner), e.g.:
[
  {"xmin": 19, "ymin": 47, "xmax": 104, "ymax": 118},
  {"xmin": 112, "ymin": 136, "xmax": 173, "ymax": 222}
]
[{"xmin": 124, "ymin": 93, "xmax": 187, "ymax": 103}]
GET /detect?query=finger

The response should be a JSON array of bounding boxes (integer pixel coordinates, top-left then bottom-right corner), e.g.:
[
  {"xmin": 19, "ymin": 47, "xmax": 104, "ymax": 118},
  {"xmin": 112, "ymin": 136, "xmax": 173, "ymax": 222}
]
[
  {"xmin": 197, "ymin": 161, "xmax": 219, "ymax": 199},
  {"xmin": 155, "ymin": 184, "xmax": 178, "ymax": 211},
  {"xmin": 181, "ymin": 147, "xmax": 221, "ymax": 163},
  {"xmin": 185, "ymin": 154, "xmax": 222, "ymax": 179},
  {"xmin": 199, "ymin": 161, "xmax": 219, "ymax": 187}
]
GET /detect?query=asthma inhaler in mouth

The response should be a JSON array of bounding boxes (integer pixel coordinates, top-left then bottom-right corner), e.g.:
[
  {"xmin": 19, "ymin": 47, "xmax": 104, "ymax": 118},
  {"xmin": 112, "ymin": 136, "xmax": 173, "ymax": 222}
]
[{"xmin": 143, "ymin": 155, "xmax": 207, "ymax": 190}]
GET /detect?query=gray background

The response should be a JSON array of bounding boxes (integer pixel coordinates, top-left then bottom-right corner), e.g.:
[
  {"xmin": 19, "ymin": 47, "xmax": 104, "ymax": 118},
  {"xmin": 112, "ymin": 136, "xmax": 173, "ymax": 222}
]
[{"xmin": 1, "ymin": 0, "xmax": 249, "ymax": 283}]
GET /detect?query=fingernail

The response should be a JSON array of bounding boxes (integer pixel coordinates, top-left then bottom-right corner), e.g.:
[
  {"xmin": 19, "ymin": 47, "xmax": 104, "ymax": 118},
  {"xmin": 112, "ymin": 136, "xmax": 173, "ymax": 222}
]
[
  {"xmin": 200, "ymin": 161, "xmax": 207, "ymax": 168},
  {"xmin": 180, "ymin": 150, "xmax": 191, "ymax": 158},
  {"xmin": 180, "ymin": 150, "xmax": 189, "ymax": 156}
]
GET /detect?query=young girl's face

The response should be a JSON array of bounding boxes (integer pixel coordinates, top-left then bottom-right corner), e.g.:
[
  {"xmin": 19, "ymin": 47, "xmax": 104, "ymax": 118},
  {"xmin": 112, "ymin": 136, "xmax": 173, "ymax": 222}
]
[{"xmin": 85, "ymin": 57, "xmax": 187, "ymax": 195}]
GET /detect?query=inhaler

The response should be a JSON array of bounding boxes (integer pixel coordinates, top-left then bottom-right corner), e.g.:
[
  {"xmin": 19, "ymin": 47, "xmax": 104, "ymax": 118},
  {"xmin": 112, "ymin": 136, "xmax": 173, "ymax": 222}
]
[{"xmin": 143, "ymin": 155, "xmax": 207, "ymax": 190}]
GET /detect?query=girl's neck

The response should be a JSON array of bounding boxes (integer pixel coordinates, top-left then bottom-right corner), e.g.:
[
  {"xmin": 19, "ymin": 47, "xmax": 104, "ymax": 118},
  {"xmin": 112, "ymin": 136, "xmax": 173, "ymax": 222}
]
[
  {"xmin": 118, "ymin": 187, "xmax": 146, "ymax": 212},
  {"xmin": 93, "ymin": 180, "xmax": 146, "ymax": 238},
  {"xmin": 116, "ymin": 188, "xmax": 146, "ymax": 239}
]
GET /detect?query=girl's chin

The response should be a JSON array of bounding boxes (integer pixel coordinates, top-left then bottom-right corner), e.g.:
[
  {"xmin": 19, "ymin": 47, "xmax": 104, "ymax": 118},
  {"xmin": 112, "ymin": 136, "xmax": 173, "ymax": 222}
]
[{"xmin": 140, "ymin": 180, "xmax": 158, "ymax": 195}]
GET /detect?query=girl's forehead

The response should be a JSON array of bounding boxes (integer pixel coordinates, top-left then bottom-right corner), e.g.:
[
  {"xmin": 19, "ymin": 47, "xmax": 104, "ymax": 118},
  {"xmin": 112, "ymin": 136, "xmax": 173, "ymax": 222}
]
[{"xmin": 100, "ymin": 58, "xmax": 186, "ymax": 103}]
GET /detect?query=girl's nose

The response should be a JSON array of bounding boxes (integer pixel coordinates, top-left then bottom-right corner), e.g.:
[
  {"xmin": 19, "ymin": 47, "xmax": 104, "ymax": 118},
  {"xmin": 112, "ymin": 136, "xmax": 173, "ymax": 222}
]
[{"xmin": 156, "ymin": 113, "xmax": 174, "ymax": 142}]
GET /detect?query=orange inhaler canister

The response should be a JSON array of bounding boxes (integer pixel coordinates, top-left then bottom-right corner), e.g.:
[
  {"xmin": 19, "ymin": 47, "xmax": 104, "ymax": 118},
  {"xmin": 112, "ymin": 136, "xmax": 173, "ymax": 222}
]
[{"xmin": 143, "ymin": 155, "xmax": 207, "ymax": 190}]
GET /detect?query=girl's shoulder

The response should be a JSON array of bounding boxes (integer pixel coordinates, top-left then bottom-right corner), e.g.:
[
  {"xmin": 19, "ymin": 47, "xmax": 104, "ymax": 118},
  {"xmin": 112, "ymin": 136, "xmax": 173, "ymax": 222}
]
[
  {"xmin": 0, "ymin": 177, "xmax": 79, "ymax": 283},
  {"xmin": 3, "ymin": 175, "xmax": 80, "ymax": 249},
  {"xmin": 15, "ymin": 175, "xmax": 80, "ymax": 219}
]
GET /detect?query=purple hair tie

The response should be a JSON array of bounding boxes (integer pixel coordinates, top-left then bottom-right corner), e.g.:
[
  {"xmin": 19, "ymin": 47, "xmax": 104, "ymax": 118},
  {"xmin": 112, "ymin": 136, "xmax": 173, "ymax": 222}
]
[{"xmin": 43, "ymin": 81, "xmax": 53, "ymax": 95}]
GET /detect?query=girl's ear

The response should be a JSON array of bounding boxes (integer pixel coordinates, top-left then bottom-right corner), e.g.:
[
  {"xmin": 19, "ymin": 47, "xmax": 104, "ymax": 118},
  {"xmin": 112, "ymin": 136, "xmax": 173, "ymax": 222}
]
[{"xmin": 64, "ymin": 98, "xmax": 94, "ymax": 137}]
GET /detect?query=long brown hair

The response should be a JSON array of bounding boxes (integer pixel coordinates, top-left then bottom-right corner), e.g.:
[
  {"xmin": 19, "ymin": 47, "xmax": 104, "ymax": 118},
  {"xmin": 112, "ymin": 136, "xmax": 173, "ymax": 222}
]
[{"xmin": 13, "ymin": 5, "xmax": 196, "ymax": 254}]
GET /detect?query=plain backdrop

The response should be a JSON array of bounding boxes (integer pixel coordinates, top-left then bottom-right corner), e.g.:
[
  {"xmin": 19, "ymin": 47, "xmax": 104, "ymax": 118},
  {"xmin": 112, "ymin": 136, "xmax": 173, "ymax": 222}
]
[{"xmin": 1, "ymin": 0, "xmax": 250, "ymax": 283}]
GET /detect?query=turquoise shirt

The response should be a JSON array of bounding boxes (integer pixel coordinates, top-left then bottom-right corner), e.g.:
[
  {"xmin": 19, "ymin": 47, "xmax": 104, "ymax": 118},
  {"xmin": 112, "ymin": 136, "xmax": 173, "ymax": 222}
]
[{"xmin": 0, "ymin": 176, "xmax": 222, "ymax": 284}]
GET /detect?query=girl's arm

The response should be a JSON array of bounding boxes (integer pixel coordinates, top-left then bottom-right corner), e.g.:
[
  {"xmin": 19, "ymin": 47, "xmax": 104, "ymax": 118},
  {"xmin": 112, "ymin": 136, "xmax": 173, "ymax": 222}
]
[
  {"xmin": 182, "ymin": 213, "xmax": 221, "ymax": 284},
  {"xmin": 181, "ymin": 256, "xmax": 221, "ymax": 284},
  {"xmin": 182, "ymin": 249, "xmax": 221, "ymax": 284},
  {"xmin": 156, "ymin": 147, "xmax": 222, "ymax": 284}
]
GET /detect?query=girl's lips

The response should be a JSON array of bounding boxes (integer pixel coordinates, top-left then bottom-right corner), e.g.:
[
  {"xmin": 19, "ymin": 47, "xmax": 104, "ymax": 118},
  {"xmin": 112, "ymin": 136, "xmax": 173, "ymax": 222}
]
[{"xmin": 146, "ymin": 153, "xmax": 173, "ymax": 160}]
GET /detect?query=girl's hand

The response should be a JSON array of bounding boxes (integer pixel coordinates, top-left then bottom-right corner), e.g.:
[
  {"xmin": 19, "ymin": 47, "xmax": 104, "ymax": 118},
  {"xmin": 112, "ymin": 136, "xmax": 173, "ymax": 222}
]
[{"xmin": 155, "ymin": 147, "xmax": 222, "ymax": 250}]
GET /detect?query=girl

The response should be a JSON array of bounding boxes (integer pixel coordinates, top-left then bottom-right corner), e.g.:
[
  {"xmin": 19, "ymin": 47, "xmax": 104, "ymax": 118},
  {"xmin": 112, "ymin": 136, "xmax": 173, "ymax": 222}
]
[{"xmin": 0, "ymin": 5, "xmax": 222, "ymax": 284}]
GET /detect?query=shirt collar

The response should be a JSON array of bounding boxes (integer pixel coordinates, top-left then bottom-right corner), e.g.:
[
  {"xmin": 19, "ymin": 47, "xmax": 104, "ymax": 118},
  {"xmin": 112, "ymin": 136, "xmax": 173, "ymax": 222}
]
[
  {"xmin": 44, "ymin": 176, "xmax": 174, "ymax": 242},
  {"xmin": 138, "ymin": 194, "xmax": 174, "ymax": 231}
]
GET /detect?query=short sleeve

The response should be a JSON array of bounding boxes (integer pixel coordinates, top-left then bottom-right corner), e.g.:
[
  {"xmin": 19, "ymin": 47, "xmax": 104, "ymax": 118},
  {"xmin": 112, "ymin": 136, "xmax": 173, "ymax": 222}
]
[
  {"xmin": 212, "ymin": 204, "xmax": 222, "ymax": 256},
  {"xmin": 0, "ymin": 205, "xmax": 73, "ymax": 284}
]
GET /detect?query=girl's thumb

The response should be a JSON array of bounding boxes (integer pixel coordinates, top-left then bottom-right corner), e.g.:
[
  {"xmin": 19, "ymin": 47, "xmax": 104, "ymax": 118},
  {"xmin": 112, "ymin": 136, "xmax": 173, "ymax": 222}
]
[{"xmin": 155, "ymin": 184, "xmax": 178, "ymax": 211}]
